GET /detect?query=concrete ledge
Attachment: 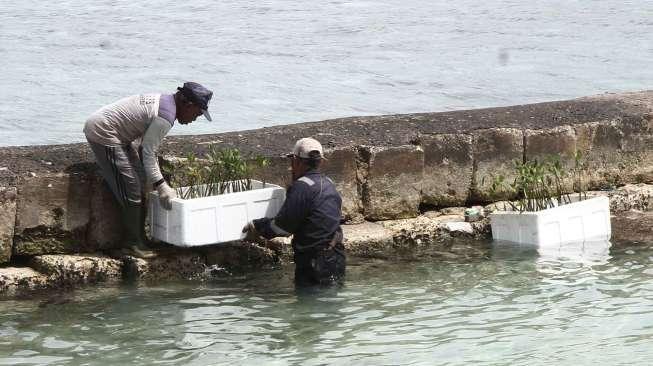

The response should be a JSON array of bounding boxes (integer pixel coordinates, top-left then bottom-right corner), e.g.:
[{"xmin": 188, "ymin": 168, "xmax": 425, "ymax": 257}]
[{"xmin": 2, "ymin": 90, "xmax": 653, "ymax": 271}]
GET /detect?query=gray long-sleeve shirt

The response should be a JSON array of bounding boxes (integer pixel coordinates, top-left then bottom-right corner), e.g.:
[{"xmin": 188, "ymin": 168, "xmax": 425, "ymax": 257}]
[{"xmin": 83, "ymin": 93, "xmax": 176, "ymax": 184}]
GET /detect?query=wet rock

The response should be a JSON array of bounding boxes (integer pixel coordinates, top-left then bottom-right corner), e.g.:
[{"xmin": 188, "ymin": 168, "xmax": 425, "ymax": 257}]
[
  {"xmin": 0, "ymin": 267, "xmax": 49, "ymax": 297},
  {"xmin": 203, "ymin": 242, "xmax": 279, "ymax": 270},
  {"xmin": 596, "ymin": 184, "xmax": 653, "ymax": 213},
  {"xmin": 611, "ymin": 210, "xmax": 653, "ymax": 244},
  {"xmin": 471, "ymin": 128, "xmax": 523, "ymax": 201},
  {"xmin": 14, "ymin": 173, "xmax": 92, "ymax": 255},
  {"xmin": 443, "ymin": 222, "xmax": 474, "ymax": 235},
  {"xmin": 358, "ymin": 145, "xmax": 423, "ymax": 220},
  {"xmin": 438, "ymin": 207, "xmax": 467, "ymax": 216},
  {"xmin": 343, "ymin": 221, "xmax": 394, "ymax": 258},
  {"xmin": 434, "ymin": 214, "xmax": 466, "ymax": 223},
  {"xmin": 0, "ymin": 187, "xmax": 17, "ymax": 264},
  {"xmin": 122, "ymin": 252, "xmax": 206, "ymax": 282},
  {"xmin": 30, "ymin": 254, "xmax": 122, "ymax": 286},
  {"xmin": 421, "ymin": 133, "xmax": 473, "ymax": 206},
  {"xmin": 381, "ymin": 216, "xmax": 445, "ymax": 250}
]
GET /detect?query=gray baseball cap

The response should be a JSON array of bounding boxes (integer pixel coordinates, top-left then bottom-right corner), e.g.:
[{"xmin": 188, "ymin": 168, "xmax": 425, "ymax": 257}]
[
  {"xmin": 178, "ymin": 81, "xmax": 213, "ymax": 121},
  {"xmin": 286, "ymin": 137, "xmax": 325, "ymax": 159}
]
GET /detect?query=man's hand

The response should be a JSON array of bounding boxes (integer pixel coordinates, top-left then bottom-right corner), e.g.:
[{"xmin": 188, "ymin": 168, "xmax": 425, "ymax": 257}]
[
  {"xmin": 156, "ymin": 182, "xmax": 177, "ymax": 210},
  {"xmin": 242, "ymin": 221, "xmax": 265, "ymax": 244}
]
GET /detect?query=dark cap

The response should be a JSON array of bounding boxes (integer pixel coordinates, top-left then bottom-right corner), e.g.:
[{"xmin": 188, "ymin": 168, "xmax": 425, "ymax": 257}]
[{"xmin": 177, "ymin": 81, "xmax": 213, "ymax": 121}]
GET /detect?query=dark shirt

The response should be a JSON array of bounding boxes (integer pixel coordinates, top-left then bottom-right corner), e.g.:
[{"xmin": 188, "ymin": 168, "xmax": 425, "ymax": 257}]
[{"xmin": 254, "ymin": 169, "xmax": 342, "ymax": 252}]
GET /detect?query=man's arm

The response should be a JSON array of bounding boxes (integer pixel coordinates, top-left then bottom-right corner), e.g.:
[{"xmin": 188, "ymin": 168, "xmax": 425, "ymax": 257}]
[
  {"xmin": 252, "ymin": 182, "xmax": 313, "ymax": 239},
  {"xmin": 141, "ymin": 116, "xmax": 173, "ymax": 186}
]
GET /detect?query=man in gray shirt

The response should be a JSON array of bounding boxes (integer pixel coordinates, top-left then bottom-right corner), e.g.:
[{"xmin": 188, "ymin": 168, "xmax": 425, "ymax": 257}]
[{"xmin": 84, "ymin": 82, "xmax": 213, "ymax": 258}]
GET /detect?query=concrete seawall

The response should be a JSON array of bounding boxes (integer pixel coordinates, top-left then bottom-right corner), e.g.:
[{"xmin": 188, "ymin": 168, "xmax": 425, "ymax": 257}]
[{"xmin": 1, "ymin": 91, "xmax": 653, "ymax": 295}]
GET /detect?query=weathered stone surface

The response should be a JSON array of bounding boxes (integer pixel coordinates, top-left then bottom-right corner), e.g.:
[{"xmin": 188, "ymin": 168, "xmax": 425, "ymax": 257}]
[
  {"xmin": 524, "ymin": 126, "xmax": 577, "ymax": 182},
  {"xmin": 343, "ymin": 222, "xmax": 395, "ymax": 258},
  {"xmin": 0, "ymin": 187, "xmax": 17, "ymax": 264},
  {"xmin": 86, "ymin": 174, "xmax": 122, "ymax": 249},
  {"xmin": 30, "ymin": 254, "xmax": 122, "ymax": 286},
  {"xmin": 249, "ymin": 156, "xmax": 292, "ymax": 188},
  {"xmin": 14, "ymin": 173, "xmax": 92, "ymax": 255},
  {"xmin": 443, "ymin": 222, "xmax": 475, "ymax": 235},
  {"xmin": 575, "ymin": 116, "xmax": 653, "ymax": 189},
  {"xmin": 323, "ymin": 147, "xmax": 363, "ymax": 223},
  {"xmin": 0, "ymin": 267, "xmax": 49, "ymax": 296},
  {"xmin": 123, "ymin": 253, "xmax": 206, "ymax": 282},
  {"xmin": 586, "ymin": 184, "xmax": 653, "ymax": 213},
  {"xmin": 203, "ymin": 242, "xmax": 279, "ymax": 270},
  {"xmin": 382, "ymin": 216, "xmax": 450, "ymax": 250},
  {"xmin": 421, "ymin": 134, "xmax": 473, "ymax": 206},
  {"xmin": 358, "ymin": 145, "xmax": 423, "ymax": 220},
  {"xmin": 611, "ymin": 210, "xmax": 653, "ymax": 244},
  {"xmin": 471, "ymin": 128, "xmax": 523, "ymax": 202}
]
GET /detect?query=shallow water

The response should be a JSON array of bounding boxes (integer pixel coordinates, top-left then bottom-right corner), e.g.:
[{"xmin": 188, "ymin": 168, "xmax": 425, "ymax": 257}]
[
  {"xmin": 1, "ymin": 1, "xmax": 652, "ymax": 146},
  {"xmin": 2, "ymin": 241, "xmax": 653, "ymax": 365}
]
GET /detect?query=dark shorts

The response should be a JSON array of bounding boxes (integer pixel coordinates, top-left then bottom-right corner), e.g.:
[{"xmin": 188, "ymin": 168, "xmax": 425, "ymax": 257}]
[{"xmin": 294, "ymin": 243, "xmax": 346, "ymax": 287}]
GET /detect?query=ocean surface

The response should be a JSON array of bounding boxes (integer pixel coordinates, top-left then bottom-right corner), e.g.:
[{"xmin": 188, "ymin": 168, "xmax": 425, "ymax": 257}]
[
  {"xmin": 4, "ymin": 241, "xmax": 653, "ymax": 365},
  {"xmin": 1, "ymin": 1, "xmax": 652, "ymax": 146}
]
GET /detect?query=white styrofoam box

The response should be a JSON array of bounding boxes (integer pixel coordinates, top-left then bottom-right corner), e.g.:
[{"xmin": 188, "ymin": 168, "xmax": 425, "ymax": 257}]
[
  {"xmin": 149, "ymin": 180, "xmax": 285, "ymax": 247},
  {"xmin": 490, "ymin": 196, "xmax": 611, "ymax": 247}
]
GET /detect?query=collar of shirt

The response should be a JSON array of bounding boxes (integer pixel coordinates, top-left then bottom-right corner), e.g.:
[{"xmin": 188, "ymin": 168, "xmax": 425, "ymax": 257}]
[{"xmin": 158, "ymin": 94, "xmax": 176, "ymax": 126}]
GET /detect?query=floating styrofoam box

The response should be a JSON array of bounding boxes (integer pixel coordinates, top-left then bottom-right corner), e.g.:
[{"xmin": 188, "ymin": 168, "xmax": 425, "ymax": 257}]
[
  {"xmin": 149, "ymin": 180, "xmax": 285, "ymax": 246},
  {"xmin": 490, "ymin": 196, "xmax": 611, "ymax": 247}
]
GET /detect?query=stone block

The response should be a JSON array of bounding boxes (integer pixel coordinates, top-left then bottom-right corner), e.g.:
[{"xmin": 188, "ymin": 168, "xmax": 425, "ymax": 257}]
[
  {"xmin": 575, "ymin": 118, "xmax": 653, "ymax": 189},
  {"xmin": 85, "ymin": 174, "xmax": 122, "ymax": 249},
  {"xmin": 421, "ymin": 134, "xmax": 473, "ymax": 206},
  {"xmin": 0, "ymin": 187, "xmax": 17, "ymax": 264},
  {"xmin": 14, "ymin": 173, "xmax": 92, "ymax": 255},
  {"xmin": 322, "ymin": 147, "xmax": 363, "ymax": 223},
  {"xmin": 122, "ymin": 252, "xmax": 206, "ymax": 282},
  {"xmin": 358, "ymin": 145, "xmax": 423, "ymax": 220},
  {"xmin": 471, "ymin": 128, "xmax": 524, "ymax": 202},
  {"xmin": 30, "ymin": 254, "xmax": 122, "ymax": 286},
  {"xmin": 524, "ymin": 125, "xmax": 577, "ymax": 165},
  {"xmin": 0, "ymin": 267, "xmax": 49, "ymax": 297}
]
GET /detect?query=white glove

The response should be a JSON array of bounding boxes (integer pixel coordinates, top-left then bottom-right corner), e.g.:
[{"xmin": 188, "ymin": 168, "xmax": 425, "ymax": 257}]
[{"xmin": 156, "ymin": 182, "xmax": 176, "ymax": 210}]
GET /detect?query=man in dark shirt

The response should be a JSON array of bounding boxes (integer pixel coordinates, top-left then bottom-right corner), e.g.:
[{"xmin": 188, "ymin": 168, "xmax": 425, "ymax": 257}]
[{"xmin": 243, "ymin": 138, "xmax": 346, "ymax": 286}]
